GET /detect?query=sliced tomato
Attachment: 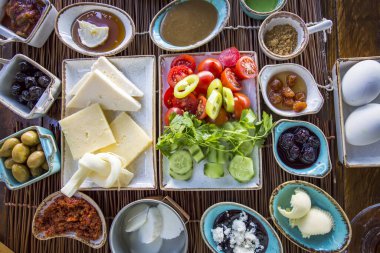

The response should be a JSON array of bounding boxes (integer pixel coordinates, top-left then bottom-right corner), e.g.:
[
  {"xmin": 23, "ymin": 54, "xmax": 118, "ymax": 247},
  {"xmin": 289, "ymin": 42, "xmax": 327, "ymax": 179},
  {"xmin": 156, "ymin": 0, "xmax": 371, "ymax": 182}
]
[
  {"xmin": 221, "ymin": 68, "xmax": 242, "ymax": 92},
  {"xmin": 172, "ymin": 93, "xmax": 198, "ymax": 114},
  {"xmin": 219, "ymin": 47, "xmax": 241, "ymax": 67},
  {"xmin": 198, "ymin": 58, "xmax": 223, "ymax": 78},
  {"xmin": 163, "ymin": 87, "xmax": 174, "ymax": 108},
  {"xmin": 170, "ymin": 54, "xmax": 196, "ymax": 71},
  {"xmin": 164, "ymin": 107, "xmax": 184, "ymax": 126},
  {"xmin": 233, "ymin": 93, "xmax": 251, "ymax": 119},
  {"xmin": 196, "ymin": 95, "xmax": 207, "ymax": 120},
  {"xmin": 195, "ymin": 71, "xmax": 214, "ymax": 95},
  {"xmin": 167, "ymin": 65, "xmax": 193, "ymax": 88},
  {"xmin": 234, "ymin": 56, "xmax": 258, "ymax": 79},
  {"xmin": 210, "ymin": 108, "xmax": 229, "ymax": 126}
]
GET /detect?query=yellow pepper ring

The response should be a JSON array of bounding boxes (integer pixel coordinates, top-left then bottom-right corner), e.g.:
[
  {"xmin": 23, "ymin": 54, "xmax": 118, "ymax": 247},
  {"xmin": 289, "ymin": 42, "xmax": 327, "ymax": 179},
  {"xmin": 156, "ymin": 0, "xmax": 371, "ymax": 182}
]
[{"xmin": 174, "ymin": 74, "xmax": 199, "ymax": 98}]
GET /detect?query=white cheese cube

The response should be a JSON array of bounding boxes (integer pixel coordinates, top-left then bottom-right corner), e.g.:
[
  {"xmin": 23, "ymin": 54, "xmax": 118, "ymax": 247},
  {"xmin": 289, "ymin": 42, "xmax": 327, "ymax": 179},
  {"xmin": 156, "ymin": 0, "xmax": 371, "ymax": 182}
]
[{"xmin": 59, "ymin": 103, "xmax": 116, "ymax": 160}]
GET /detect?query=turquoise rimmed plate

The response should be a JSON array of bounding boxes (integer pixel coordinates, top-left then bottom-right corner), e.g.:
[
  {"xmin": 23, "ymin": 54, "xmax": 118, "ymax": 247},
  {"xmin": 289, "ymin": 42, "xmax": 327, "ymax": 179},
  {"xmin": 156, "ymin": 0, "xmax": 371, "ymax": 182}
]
[{"xmin": 270, "ymin": 180, "xmax": 352, "ymax": 252}]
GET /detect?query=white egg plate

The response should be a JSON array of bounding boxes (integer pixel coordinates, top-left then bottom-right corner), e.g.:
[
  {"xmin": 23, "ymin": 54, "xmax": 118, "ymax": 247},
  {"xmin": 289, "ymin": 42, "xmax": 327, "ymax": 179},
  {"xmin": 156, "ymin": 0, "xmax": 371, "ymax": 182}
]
[
  {"xmin": 61, "ymin": 56, "xmax": 156, "ymax": 190},
  {"xmin": 159, "ymin": 52, "xmax": 262, "ymax": 190},
  {"xmin": 333, "ymin": 57, "xmax": 380, "ymax": 167}
]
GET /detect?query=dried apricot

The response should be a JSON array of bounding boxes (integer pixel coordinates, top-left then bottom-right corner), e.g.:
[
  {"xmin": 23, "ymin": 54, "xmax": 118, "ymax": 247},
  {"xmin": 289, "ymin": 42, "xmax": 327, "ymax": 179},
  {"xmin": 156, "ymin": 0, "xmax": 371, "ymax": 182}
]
[
  {"xmin": 269, "ymin": 91, "xmax": 283, "ymax": 104},
  {"xmin": 281, "ymin": 87, "xmax": 295, "ymax": 98},
  {"xmin": 286, "ymin": 74, "xmax": 297, "ymax": 87},
  {"xmin": 269, "ymin": 78, "xmax": 283, "ymax": 91},
  {"xmin": 283, "ymin": 98, "xmax": 295, "ymax": 107},
  {"xmin": 293, "ymin": 101, "xmax": 307, "ymax": 112},
  {"xmin": 295, "ymin": 92, "xmax": 306, "ymax": 102}
]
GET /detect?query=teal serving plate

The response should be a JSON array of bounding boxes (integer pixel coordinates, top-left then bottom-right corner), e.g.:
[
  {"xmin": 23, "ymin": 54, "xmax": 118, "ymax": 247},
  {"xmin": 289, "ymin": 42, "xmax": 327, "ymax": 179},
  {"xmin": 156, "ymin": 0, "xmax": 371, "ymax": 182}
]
[
  {"xmin": 240, "ymin": 0, "xmax": 287, "ymax": 20},
  {"xmin": 269, "ymin": 181, "xmax": 352, "ymax": 252},
  {"xmin": 200, "ymin": 202, "xmax": 283, "ymax": 253},
  {"xmin": 149, "ymin": 0, "xmax": 230, "ymax": 52},
  {"xmin": 0, "ymin": 126, "xmax": 60, "ymax": 190},
  {"xmin": 272, "ymin": 119, "xmax": 332, "ymax": 178}
]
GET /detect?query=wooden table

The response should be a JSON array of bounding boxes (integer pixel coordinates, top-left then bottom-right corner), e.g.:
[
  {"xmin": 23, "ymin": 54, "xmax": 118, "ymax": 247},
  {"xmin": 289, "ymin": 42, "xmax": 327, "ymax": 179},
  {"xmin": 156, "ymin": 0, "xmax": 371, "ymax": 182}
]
[{"xmin": 0, "ymin": 0, "xmax": 379, "ymax": 252}]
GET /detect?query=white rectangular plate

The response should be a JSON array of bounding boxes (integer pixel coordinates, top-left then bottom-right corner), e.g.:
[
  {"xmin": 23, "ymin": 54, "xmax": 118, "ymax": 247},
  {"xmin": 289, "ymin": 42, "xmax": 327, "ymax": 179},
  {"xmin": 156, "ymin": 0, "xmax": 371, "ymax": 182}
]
[
  {"xmin": 61, "ymin": 55, "xmax": 156, "ymax": 190},
  {"xmin": 333, "ymin": 57, "xmax": 380, "ymax": 168},
  {"xmin": 159, "ymin": 52, "xmax": 262, "ymax": 190}
]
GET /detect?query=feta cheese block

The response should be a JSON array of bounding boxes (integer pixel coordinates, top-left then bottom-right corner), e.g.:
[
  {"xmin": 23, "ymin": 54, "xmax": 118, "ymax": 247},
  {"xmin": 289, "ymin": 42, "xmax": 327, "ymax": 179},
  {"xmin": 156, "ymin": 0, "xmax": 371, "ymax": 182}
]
[
  {"xmin": 91, "ymin": 56, "xmax": 144, "ymax": 97},
  {"xmin": 59, "ymin": 103, "xmax": 116, "ymax": 160},
  {"xmin": 67, "ymin": 70, "xmax": 141, "ymax": 111},
  {"xmin": 97, "ymin": 112, "xmax": 152, "ymax": 167}
]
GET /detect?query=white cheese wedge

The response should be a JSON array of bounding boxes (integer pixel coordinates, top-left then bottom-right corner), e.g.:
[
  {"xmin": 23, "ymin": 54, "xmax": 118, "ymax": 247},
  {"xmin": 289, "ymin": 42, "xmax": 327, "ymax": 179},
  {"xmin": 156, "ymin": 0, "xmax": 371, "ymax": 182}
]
[
  {"xmin": 97, "ymin": 112, "xmax": 152, "ymax": 167},
  {"xmin": 67, "ymin": 70, "xmax": 141, "ymax": 111},
  {"xmin": 124, "ymin": 204, "xmax": 149, "ymax": 232},
  {"xmin": 59, "ymin": 103, "xmax": 116, "ymax": 160},
  {"xmin": 91, "ymin": 57, "xmax": 143, "ymax": 97},
  {"xmin": 78, "ymin": 20, "xmax": 109, "ymax": 48},
  {"xmin": 138, "ymin": 207, "xmax": 163, "ymax": 244},
  {"xmin": 157, "ymin": 204, "xmax": 184, "ymax": 239},
  {"xmin": 68, "ymin": 72, "xmax": 91, "ymax": 97}
]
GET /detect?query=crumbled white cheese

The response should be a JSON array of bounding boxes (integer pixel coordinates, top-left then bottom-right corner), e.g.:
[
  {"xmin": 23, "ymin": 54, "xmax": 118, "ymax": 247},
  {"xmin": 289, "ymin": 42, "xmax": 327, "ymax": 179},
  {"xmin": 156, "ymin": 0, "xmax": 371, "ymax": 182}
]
[
  {"xmin": 211, "ymin": 227, "xmax": 224, "ymax": 244},
  {"xmin": 232, "ymin": 219, "xmax": 246, "ymax": 233}
]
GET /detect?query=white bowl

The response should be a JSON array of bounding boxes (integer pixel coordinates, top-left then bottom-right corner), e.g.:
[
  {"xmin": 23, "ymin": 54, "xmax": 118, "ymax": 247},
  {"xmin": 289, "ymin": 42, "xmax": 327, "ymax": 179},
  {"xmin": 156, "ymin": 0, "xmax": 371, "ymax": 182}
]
[
  {"xmin": 55, "ymin": 2, "xmax": 135, "ymax": 57},
  {"xmin": 258, "ymin": 63, "xmax": 324, "ymax": 117}
]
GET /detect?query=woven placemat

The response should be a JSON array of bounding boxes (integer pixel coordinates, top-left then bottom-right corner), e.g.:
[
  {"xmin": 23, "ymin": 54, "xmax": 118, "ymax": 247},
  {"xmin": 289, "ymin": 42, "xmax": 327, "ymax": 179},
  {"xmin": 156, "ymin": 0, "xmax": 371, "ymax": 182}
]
[{"xmin": 1, "ymin": 0, "xmax": 340, "ymax": 252}]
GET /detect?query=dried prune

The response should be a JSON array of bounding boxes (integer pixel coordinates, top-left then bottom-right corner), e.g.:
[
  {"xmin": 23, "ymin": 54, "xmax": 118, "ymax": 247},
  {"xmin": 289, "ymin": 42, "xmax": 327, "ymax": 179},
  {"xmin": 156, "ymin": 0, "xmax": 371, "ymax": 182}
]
[
  {"xmin": 295, "ymin": 92, "xmax": 306, "ymax": 102},
  {"xmin": 307, "ymin": 136, "xmax": 320, "ymax": 149},
  {"xmin": 300, "ymin": 146, "xmax": 317, "ymax": 164},
  {"xmin": 286, "ymin": 74, "xmax": 297, "ymax": 87},
  {"xmin": 293, "ymin": 101, "xmax": 307, "ymax": 112},
  {"xmin": 26, "ymin": 100, "xmax": 36, "ymax": 110},
  {"xmin": 19, "ymin": 61, "xmax": 33, "ymax": 73},
  {"xmin": 34, "ymin": 71, "xmax": 44, "ymax": 79},
  {"xmin": 15, "ymin": 72, "xmax": 27, "ymax": 83},
  {"xmin": 29, "ymin": 86, "xmax": 43, "ymax": 101},
  {"xmin": 280, "ymin": 133, "xmax": 295, "ymax": 150},
  {"xmin": 269, "ymin": 78, "xmax": 283, "ymax": 91},
  {"xmin": 294, "ymin": 128, "xmax": 310, "ymax": 144},
  {"xmin": 283, "ymin": 98, "xmax": 295, "ymax": 107},
  {"xmin": 24, "ymin": 76, "xmax": 37, "ymax": 88},
  {"xmin": 269, "ymin": 91, "xmax": 283, "ymax": 104},
  {"xmin": 37, "ymin": 76, "xmax": 50, "ymax": 88},
  {"xmin": 10, "ymin": 83, "xmax": 22, "ymax": 96},
  {"xmin": 21, "ymin": 90, "xmax": 31, "ymax": 102},
  {"xmin": 287, "ymin": 145, "xmax": 300, "ymax": 162},
  {"xmin": 281, "ymin": 87, "xmax": 295, "ymax": 98}
]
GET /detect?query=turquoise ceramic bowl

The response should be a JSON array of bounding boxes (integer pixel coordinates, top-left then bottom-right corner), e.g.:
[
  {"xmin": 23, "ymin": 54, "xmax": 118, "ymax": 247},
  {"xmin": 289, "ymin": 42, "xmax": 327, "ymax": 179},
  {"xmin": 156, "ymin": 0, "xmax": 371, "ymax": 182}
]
[
  {"xmin": 200, "ymin": 202, "xmax": 283, "ymax": 253},
  {"xmin": 269, "ymin": 181, "xmax": 352, "ymax": 252},
  {"xmin": 149, "ymin": 0, "xmax": 230, "ymax": 52},
  {"xmin": 272, "ymin": 119, "xmax": 332, "ymax": 178},
  {"xmin": 240, "ymin": 0, "xmax": 287, "ymax": 20},
  {"xmin": 0, "ymin": 126, "xmax": 60, "ymax": 190}
]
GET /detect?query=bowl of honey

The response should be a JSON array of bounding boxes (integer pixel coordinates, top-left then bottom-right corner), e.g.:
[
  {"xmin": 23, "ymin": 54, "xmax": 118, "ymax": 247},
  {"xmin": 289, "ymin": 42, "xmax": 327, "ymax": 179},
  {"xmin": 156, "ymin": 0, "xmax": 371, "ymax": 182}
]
[{"xmin": 55, "ymin": 2, "xmax": 135, "ymax": 57}]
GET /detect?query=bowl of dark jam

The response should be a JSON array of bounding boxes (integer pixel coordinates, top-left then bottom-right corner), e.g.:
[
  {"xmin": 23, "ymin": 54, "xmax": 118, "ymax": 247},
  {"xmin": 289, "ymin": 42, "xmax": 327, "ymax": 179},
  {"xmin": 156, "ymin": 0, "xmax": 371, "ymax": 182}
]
[
  {"xmin": 272, "ymin": 119, "xmax": 332, "ymax": 178},
  {"xmin": 200, "ymin": 202, "xmax": 283, "ymax": 253}
]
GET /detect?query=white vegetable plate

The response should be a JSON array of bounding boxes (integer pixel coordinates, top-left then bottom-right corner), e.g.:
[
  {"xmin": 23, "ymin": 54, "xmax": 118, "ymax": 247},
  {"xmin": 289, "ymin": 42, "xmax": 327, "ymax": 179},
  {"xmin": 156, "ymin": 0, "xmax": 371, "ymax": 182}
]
[
  {"xmin": 159, "ymin": 51, "xmax": 262, "ymax": 191},
  {"xmin": 333, "ymin": 56, "xmax": 380, "ymax": 168},
  {"xmin": 61, "ymin": 55, "xmax": 156, "ymax": 190}
]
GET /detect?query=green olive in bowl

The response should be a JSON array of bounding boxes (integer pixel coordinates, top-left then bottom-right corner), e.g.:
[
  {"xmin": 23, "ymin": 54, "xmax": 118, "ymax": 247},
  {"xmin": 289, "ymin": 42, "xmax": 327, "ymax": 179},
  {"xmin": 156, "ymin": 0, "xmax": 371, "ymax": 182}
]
[
  {"xmin": 12, "ymin": 164, "xmax": 31, "ymax": 183},
  {"xmin": 30, "ymin": 167, "xmax": 44, "ymax": 177},
  {"xmin": 27, "ymin": 151, "xmax": 46, "ymax": 169},
  {"xmin": 4, "ymin": 158, "xmax": 15, "ymax": 169},
  {"xmin": 21, "ymin": 131, "xmax": 40, "ymax": 146},
  {"xmin": 0, "ymin": 138, "xmax": 20, "ymax": 157},
  {"xmin": 12, "ymin": 143, "xmax": 31, "ymax": 163}
]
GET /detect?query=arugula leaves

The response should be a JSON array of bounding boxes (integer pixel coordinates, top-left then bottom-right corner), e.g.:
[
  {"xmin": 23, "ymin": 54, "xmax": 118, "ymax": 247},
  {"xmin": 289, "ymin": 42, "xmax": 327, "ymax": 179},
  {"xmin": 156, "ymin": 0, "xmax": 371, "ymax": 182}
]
[{"xmin": 156, "ymin": 109, "xmax": 273, "ymax": 158}]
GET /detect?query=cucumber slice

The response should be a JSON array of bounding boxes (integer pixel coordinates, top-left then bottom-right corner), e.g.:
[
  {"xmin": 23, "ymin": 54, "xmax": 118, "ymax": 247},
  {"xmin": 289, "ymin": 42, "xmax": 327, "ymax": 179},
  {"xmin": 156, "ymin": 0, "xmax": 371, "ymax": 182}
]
[
  {"xmin": 238, "ymin": 141, "xmax": 254, "ymax": 156},
  {"xmin": 222, "ymin": 87, "xmax": 235, "ymax": 112},
  {"xmin": 204, "ymin": 163, "xmax": 224, "ymax": 178},
  {"xmin": 228, "ymin": 155, "xmax": 254, "ymax": 183},
  {"xmin": 217, "ymin": 145, "xmax": 226, "ymax": 165},
  {"xmin": 207, "ymin": 148, "xmax": 217, "ymax": 163},
  {"xmin": 170, "ymin": 169, "xmax": 193, "ymax": 181},
  {"xmin": 169, "ymin": 150, "xmax": 193, "ymax": 175},
  {"xmin": 187, "ymin": 144, "xmax": 205, "ymax": 163}
]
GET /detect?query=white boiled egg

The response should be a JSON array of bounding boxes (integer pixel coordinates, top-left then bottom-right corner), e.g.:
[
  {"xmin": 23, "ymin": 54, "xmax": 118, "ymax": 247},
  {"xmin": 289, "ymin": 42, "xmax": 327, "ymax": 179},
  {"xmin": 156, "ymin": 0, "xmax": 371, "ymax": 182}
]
[
  {"xmin": 345, "ymin": 103, "xmax": 380, "ymax": 146},
  {"xmin": 342, "ymin": 60, "xmax": 380, "ymax": 106},
  {"xmin": 78, "ymin": 20, "xmax": 109, "ymax": 48}
]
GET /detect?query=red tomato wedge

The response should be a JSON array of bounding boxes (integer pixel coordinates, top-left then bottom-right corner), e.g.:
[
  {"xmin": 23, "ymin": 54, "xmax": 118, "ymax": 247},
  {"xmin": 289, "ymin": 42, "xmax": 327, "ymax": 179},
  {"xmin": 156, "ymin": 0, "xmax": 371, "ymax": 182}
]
[
  {"xmin": 221, "ymin": 68, "xmax": 242, "ymax": 92},
  {"xmin": 163, "ymin": 87, "xmax": 174, "ymax": 108},
  {"xmin": 195, "ymin": 71, "xmax": 214, "ymax": 95},
  {"xmin": 233, "ymin": 93, "xmax": 251, "ymax": 119},
  {"xmin": 170, "ymin": 54, "xmax": 196, "ymax": 71},
  {"xmin": 196, "ymin": 95, "xmax": 207, "ymax": 120},
  {"xmin": 234, "ymin": 56, "xmax": 258, "ymax": 79},
  {"xmin": 219, "ymin": 47, "xmax": 241, "ymax": 67},
  {"xmin": 167, "ymin": 65, "xmax": 193, "ymax": 88},
  {"xmin": 198, "ymin": 58, "xmax": 223, "ymax": 78},
  {"xmin": 164, "ymin": 107, "xmax": 184, "ymax": 126},
  {"xmin": 172, "ymin": 93, "xmax": 198, "ymax": 114}
]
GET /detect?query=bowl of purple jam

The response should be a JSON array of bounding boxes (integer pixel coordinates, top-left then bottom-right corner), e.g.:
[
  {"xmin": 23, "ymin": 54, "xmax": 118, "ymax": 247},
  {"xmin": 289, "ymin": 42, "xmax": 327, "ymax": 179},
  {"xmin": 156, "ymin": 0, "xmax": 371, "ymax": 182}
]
[{"xmin": 272, "ymin": 119, "xmax": 332, "ymax": 178}]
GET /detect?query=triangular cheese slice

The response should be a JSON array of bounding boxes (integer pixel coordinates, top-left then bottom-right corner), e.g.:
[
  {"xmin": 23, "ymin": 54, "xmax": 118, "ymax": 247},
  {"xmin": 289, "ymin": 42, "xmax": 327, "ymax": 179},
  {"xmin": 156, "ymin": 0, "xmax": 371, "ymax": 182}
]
[
  {"xmin": 67, "ymin": 70, "xmax": 141, "ymax": 111},
  {"xmin": 68, "ymin": 72, "xmax": 91, "ymax": 97},
  {"xmin": 97, "ymin": 112, "xmax": 152, "ymax": 167},
  {"xmin": 91, "ymin": 56, "xmax": 143, "ymax": 97}
]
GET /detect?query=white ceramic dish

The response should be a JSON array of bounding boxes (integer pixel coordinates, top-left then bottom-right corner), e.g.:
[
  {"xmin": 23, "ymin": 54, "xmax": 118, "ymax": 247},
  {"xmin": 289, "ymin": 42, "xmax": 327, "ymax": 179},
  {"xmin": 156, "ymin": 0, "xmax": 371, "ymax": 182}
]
[
  {"xmin": 258, "ymin": 12, "xmax": 332, "ymax": 61},
  {"xmin": 0, "ymin": 0, "xmax": 57, "ymax": 48},
  {"xmin": 55, "ymin": 2, "xmax": 135, "ymax": 57},
  {"xmin": 61, "ymin": 55, "xmax": 156, "ymax": 190},
  {"xmin": 0, "ymin": 54, "xmax": 61, "ymax": 119},
  {"xmin": 258, "ymin": 63, "xmax": 324, "ymax": 117},
  {"xmin": 159, "ymin": 52, "xmax": 262, "ymax": 191},
  {"xmin": 333, "ymin": 57, "xmax": 380, "ymax": 168}
]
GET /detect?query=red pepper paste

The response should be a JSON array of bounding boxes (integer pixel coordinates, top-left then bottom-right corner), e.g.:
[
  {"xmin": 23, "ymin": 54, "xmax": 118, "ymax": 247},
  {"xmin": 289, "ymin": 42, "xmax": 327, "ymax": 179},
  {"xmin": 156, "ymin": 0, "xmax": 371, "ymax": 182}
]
[{"xmin": 34, "ymin": 196, "xmax": 102, "ymax": 241}]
